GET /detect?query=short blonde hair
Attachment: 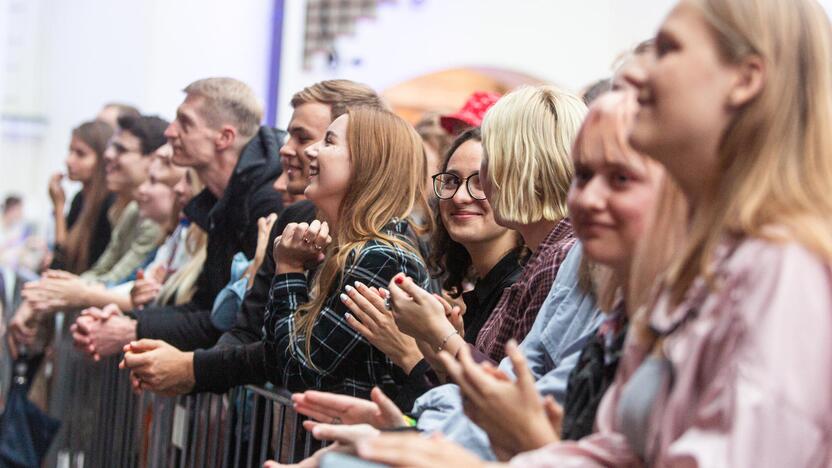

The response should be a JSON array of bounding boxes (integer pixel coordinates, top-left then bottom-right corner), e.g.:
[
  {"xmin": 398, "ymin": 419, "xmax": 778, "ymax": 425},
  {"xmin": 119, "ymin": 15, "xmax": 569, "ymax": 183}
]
[
  {"xmin": 481, "ymin": 85, "xmax": 587, "ymax": 225},
  {"xmin": 184, "ymin": 77, "xmax": 264, "ymax": 141}
]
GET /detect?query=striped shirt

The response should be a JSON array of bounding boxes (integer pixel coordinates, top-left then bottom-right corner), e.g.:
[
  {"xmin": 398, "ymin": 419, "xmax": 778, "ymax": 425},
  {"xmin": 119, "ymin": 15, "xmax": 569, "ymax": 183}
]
[{"xmin": 263, "ymin": 219, "xmax": 430, "ymax": 400}]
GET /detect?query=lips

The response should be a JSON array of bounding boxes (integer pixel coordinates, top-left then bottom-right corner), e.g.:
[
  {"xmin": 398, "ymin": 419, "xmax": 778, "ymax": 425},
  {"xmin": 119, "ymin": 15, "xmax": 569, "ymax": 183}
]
[
  {"xmin": 309, "ymin": 164, "xmax": 319, "ymax": 176},
  {"xmin": 450, "ymin": 211, "xmax": 482, "ymax": 220}
]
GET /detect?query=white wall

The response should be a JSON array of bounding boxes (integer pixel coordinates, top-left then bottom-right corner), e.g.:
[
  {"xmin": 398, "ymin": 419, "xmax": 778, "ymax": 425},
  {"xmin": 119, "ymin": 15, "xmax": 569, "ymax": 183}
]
[
  {"xmin": 1, "ymin": 0, "xmax": 274, "ymax": 223},
  {"xmin": 275, "ymin": 0, "xmax": 678, "ymax": 128}
]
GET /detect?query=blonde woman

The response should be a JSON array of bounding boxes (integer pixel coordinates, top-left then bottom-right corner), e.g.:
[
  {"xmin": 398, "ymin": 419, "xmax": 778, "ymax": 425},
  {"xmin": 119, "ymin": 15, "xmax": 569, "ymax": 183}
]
[
  {"xmin": 359, "ymin": 0, "xmax": 832, "ymax": 466},
  {"xmin": 387, "ymin": 85, "xmax": 586, "ymax": 369},
  {"xmin": 258, "ymin": 106, "xmax": 432, "ymax": 400}
]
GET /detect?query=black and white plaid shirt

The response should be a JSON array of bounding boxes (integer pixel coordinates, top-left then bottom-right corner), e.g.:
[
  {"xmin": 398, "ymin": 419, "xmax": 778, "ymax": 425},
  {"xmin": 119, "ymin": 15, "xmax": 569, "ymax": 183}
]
[{"xmin": 263, "ymin": 219, "xmax": 430, "ymax": 400}]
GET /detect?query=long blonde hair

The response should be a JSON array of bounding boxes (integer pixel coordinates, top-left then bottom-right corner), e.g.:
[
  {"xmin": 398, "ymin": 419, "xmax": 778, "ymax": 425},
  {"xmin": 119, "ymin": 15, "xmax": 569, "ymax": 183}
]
[
  {"xmin": 293, "ymin": 106, "xmax": 431, "ymax": 361},
  {"xmin": 667, "ymin": 0, "xmax": 832, "ymax": 303},
  {"xmin": 156, "ymin": 169, "xmax": 207, "ymax": 305}
]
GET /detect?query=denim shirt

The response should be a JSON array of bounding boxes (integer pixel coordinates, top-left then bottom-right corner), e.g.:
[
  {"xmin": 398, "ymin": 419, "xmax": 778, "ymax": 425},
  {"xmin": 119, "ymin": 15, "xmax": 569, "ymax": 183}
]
[{"xmin": 412, "ymin": 244, "xmax": 604, "ymax": 460}]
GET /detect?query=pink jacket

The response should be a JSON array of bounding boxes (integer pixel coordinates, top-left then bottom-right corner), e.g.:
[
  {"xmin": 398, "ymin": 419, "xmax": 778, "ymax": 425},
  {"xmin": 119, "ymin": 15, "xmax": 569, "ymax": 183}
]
[{"xmin": 511, "ymin": 239, "xmax": 832, "ymax": 467}]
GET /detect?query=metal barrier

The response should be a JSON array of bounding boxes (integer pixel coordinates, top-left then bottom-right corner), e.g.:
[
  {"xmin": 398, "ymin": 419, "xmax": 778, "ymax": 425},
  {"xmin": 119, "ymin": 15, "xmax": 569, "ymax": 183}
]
[{"xmin": 42, "ymin": 312, "xmax": 321, "ymax": 468}]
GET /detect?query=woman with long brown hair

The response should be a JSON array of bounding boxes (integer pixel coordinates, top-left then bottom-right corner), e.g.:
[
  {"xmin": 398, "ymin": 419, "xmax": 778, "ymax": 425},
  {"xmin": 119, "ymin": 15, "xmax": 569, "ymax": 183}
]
[
  {"xmin": 258, "ymin": 106, "xmax": 432, "ymax": 399},
  {"xmin": 49, "ymin": 120, "xmax": 114, "ymax": 273}
]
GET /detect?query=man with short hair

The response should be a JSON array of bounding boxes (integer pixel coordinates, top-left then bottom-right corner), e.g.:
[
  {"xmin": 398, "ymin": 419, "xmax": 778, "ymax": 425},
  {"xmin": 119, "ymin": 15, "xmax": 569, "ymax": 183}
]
[
  {"xmin": 73, "ymin": 77, "xmax": 284, "ymax": 358},
  {"xmin": 119, "ymin": 80, "xmax": 386, "ymax": 395}
]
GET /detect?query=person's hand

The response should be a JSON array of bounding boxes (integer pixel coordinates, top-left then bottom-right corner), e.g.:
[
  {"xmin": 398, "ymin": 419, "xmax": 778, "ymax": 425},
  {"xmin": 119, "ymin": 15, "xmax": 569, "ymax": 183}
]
[
  {"xmin": 22, "ymin": 274, "xmax": 93, "ymax": 313},
  {"xmin": 120, "ymin": 339, "xmax": 195, "ymax": 396},
  {"xmin": 274, "ymin": 220, "xmax": 332, "ymax": 274},
  {"xmin": 439, "ymin": 340, "xmax": 560, "ymax": 460},
  {"xmin": 356, "ymin": 432, "xmax": 489, "ymax": 468},
  {"xmin": 70, "ymin": 305, "xmax": 134, "ymax": 361},
  {"xmin": 246, "ymin": 214, "xmax": 279, "ymax": 286},
  {"xmin": 263, "ymin": 443, "xmax": 337, "ymax": 468},
  {"xmin": 387, "ymin": 274, "xmax": 460, "ymax": 348},
  {"xmin": 341, "ymin": 282, "xmax": 423, "ymax": 373},
  {"xmin": 7, "ymin": 301, "xmax": 37, "ymax": 359},
  {"xmin": 130, "ymin": 269, "xmax": 164, "ymax": 308},
  {"xmin": 48, "ymin": 172, "xmax": 66, "ymax": 209},
  {"xmin": 292, "ymin": 387, "xmax": 405, "ymax": 429},
  {"xmin": 303, "ymin": 421, "xmax": 380, "ymax": 450}
]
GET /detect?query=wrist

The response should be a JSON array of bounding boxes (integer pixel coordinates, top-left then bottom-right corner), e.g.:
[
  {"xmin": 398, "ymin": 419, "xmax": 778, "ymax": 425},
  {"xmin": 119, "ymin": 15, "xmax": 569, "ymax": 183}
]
[
  {"xmin": 275, "ymin": 259, "xmax": 305, "ymax": 274},
  {"xmin": 397, "ymin": 349, "xmax": 424, "ymax": 375}
]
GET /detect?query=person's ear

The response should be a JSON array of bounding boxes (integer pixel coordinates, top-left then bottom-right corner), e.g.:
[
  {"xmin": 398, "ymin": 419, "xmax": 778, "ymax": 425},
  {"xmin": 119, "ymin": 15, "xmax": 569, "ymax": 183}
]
[
  {"xmin": 727, "ymin": 54, "xmax": 765, "ymax": 108},
  {"xmin": 215, "ymin": 125, "xmax": 237, "ymax": 151}
]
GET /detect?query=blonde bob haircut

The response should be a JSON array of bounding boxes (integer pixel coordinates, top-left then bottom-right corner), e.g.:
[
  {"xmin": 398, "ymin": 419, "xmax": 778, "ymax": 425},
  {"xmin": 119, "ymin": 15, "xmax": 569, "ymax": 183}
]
[
  {"xmin": 481, "ymin": 85, "xmax": 587, "ymax": 225},
  {"xmin": 293, "ymin": 106, "xmax": 431, "ymax": 362},
  {"xmin": 667, "ymin": 0, "xmax": 832, "ymax": 302}
]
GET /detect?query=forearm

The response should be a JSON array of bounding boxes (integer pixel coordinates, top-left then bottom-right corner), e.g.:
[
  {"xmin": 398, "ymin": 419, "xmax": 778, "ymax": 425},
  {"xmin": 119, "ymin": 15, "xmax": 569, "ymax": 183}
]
[
  {"xmin": 192, "ymin": 341, "xmax": 267, "ymax": 393},
  {"xmin": 53, "ymin": 211, "xmax": 67, "ymax": 248},
  {"xmin": 83, "ymin": 286, "xmax": 133, "ymax": 311}
]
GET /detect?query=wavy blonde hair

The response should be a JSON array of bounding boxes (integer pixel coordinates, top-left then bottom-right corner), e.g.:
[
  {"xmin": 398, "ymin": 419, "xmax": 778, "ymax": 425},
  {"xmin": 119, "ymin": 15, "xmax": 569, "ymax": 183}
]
[
  {"xmin": 293, "ymin": 106, "xmax": 431, "ymax": 362},
  {"xmin": 481, "ymin": 85, "xmax": 587, "ymax": 225},
  {"xmin": 156, "ymin": 169, "xmax": 207, "ymax": 306},
  {"xmin": 666, "ymin": 0, "xmax": 832, "ymax": 303}
]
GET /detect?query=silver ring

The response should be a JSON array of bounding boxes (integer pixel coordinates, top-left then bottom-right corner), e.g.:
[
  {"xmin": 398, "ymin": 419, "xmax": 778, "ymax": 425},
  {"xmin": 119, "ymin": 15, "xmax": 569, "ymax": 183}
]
[
  {"xmin": 384, "ymin": 297, "xmax": 392, "ymax": 311},
  {"xmin": 314, "ymin": 244, "xmax": 322, "ymax": 251},
  {"xmin": 303, "ymin": 237, "xmax": 311, "ymax": 243}
]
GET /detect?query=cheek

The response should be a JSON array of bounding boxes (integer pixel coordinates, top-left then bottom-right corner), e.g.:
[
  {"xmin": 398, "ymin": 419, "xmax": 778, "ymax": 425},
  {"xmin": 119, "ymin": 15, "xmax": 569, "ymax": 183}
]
[{"xmin": 607, "ymin": 192, "xmax": 654, "ymax": 247}]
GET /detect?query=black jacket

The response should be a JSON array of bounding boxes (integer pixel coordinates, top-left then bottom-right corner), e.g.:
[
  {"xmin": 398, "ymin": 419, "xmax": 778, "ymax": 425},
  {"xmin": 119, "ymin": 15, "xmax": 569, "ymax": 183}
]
[
  {"xmin": 135, "ymin": 126, "xmax": 286, "ymax": 349},
  {"xmin": 191, "ymin": 200, "xmax": 316, "ymax": 393}
]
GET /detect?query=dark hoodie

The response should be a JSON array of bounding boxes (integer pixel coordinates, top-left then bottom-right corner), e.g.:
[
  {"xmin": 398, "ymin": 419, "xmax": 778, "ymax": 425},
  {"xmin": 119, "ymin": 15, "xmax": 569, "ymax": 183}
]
[{"xmin": 135, "ymin": 126, "xmax": 285, "ymax": 350}]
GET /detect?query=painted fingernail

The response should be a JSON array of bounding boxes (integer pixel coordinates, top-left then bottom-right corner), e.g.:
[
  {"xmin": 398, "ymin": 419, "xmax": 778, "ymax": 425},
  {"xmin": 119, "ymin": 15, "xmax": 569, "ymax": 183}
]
[
  {"xmin": 344, "ymin": 312, "xmax": 353, "ymax": 320},
  {"xmin": 340, "ymin": 293, "xmax": 349, "ymax": 303},
  {"xmin": 394, "ymin": 275, "xmax": 404, "ymax": 285},
  {"xmin": 345, "ymin": 285, "xmax": 355, "ymax": 294},
  {"xmin": 354, "ymin": 281, "xmax": 365, "ymax": 289}
]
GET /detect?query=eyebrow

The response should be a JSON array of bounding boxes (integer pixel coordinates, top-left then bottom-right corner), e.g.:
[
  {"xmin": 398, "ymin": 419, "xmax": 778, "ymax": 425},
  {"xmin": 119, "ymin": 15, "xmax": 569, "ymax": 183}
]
[{"xmin": 176, "ymin": 110, "xmax": 193, "ymax": 126}]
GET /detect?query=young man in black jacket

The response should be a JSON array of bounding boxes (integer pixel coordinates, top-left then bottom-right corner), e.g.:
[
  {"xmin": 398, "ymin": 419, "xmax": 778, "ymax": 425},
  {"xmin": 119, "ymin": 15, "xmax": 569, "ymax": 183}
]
[
  {"xmin": 72, "ymin": 77, "xmax": 284, "ymax": 359},
  {"xmin": 118, "ymin": 80, "xmax": 388, "ymax": 395}
]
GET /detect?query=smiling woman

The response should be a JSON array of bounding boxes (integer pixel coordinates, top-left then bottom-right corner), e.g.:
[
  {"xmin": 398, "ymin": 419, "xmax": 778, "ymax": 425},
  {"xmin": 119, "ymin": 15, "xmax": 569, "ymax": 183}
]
[{"xmin": 260, "ymin": 105, "xmax": 433, "ymax": 401}]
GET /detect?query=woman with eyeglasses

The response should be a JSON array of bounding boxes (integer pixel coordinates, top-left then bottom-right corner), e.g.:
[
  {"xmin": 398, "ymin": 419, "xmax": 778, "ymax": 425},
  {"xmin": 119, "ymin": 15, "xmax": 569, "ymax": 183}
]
[{"xmin": 334, "ymin": 127, "xmax": 524, "ymax": 408}]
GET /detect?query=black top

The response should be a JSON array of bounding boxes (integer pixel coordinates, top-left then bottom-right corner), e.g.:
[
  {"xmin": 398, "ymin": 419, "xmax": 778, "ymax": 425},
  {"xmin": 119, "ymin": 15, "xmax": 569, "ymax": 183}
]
[
  {"xmin": 50, "ymin": 192, "xmax": 114, "ymax": 272},
  {"xmin": 393, "ymin": 249, "xmax": 523, "ymax": 411},
  {"xmin": 461, "ymin": 249, "xmax": 523, "ymax": 343},
  {"xmin": 191, "ymin": 200, "xmax": 316, "ymax": 393},
  {"xmin": 135, "ymin": 126, "xmax": 286, "ymax": 350}
]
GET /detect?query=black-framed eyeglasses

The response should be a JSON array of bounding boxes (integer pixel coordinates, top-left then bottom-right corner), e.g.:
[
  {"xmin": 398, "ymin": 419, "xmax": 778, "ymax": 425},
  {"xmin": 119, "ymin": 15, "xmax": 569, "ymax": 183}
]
[{"xmin": 432, "ymin": 172, "xmax": 487, "ymax": 200}]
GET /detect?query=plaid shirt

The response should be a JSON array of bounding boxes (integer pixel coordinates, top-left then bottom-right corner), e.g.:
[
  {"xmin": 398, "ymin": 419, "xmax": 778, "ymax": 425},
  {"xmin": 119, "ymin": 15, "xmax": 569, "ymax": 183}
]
[
  {"xmin": 474, "ymin": 218, "xmax": 576, "ymax": 362},
  {"xmin": 263, "ymin": 219, "xmax": 430, "ymax": 400}
]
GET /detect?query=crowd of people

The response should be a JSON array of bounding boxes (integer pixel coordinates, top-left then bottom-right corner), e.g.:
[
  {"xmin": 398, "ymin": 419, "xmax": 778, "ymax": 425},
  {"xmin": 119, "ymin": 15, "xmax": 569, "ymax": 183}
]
[{"xmin": 3, "ymin": 0, "xmax": 832, "ymax": 465}]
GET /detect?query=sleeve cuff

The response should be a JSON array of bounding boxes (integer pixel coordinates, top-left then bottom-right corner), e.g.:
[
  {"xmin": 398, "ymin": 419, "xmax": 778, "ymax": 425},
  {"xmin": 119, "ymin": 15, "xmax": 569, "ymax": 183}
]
[{"xmin": 269, "ymin": 272, "xmax": 309, "ymax": 300}]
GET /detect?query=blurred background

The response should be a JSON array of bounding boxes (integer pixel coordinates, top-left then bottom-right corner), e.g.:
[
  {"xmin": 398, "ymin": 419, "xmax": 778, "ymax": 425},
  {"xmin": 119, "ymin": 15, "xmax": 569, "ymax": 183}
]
[{"xmin": 2, "ymin": 0, "xmax": 831, "ymax": 231}]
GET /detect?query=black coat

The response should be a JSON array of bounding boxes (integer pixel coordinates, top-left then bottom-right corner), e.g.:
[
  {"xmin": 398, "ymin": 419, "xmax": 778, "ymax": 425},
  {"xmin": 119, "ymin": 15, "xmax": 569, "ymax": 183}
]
[
  {"xmin": 191, "ymin": 200, "xmax": 316, "ymax": 393},
  {"xmin": 135, "ymin": 126, "xmax": 286, "ymax": 350}
]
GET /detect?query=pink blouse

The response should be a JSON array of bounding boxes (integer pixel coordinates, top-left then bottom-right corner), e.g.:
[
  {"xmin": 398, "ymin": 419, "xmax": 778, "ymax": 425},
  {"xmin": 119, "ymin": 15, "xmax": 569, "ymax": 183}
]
[{"xmin": 510, "ymin": 239, "xmax": 832, "ymax": 467}]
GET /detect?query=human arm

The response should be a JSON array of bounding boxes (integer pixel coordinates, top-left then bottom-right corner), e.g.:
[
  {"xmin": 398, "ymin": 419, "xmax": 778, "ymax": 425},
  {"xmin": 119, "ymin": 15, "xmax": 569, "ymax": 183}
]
[{"xmin": 263, "ymin": 231, "xmax": 426, "ymax": 389}]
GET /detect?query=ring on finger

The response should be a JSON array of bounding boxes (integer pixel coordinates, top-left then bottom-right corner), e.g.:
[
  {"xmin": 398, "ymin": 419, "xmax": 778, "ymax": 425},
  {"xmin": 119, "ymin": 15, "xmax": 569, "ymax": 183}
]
[
  {"xmin": 384, "ymin": 297, "xmax": 392, "ymax": 311},
  {"xmin": 303, "ymin": 237, "xmax": 311, "ymax": 243}
]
